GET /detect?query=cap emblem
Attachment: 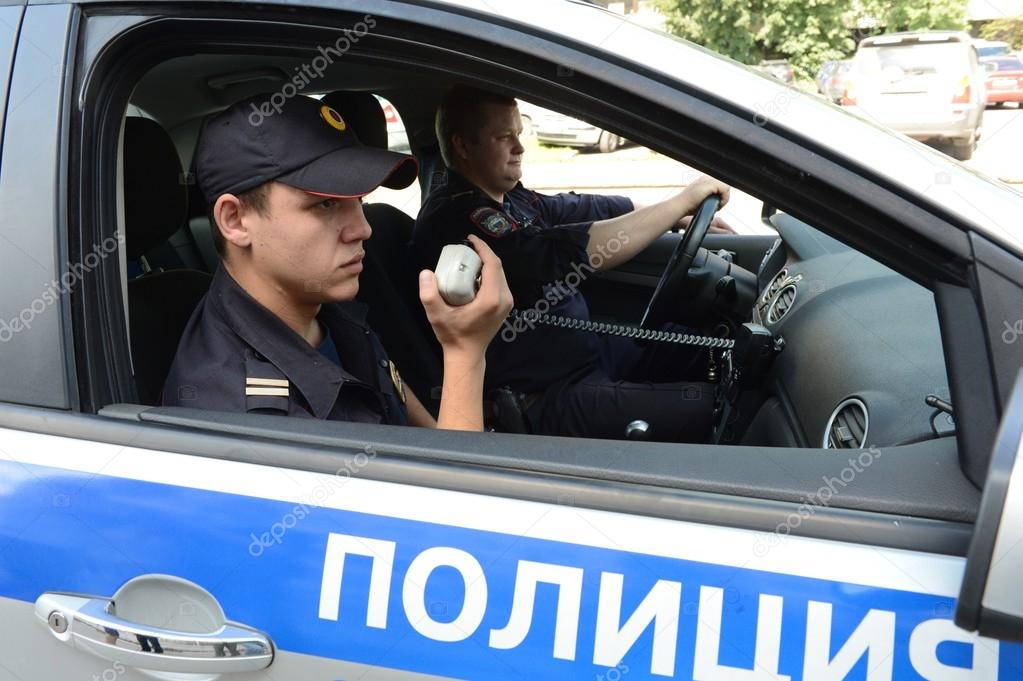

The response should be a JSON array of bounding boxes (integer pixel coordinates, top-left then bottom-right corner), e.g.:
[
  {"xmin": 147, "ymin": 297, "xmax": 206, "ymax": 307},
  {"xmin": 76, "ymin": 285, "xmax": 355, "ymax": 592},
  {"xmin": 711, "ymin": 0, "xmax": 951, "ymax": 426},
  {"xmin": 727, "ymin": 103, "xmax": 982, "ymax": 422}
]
[{"xmin": 320, "ymin": 105, "xmax": 347, "ymax": 132}]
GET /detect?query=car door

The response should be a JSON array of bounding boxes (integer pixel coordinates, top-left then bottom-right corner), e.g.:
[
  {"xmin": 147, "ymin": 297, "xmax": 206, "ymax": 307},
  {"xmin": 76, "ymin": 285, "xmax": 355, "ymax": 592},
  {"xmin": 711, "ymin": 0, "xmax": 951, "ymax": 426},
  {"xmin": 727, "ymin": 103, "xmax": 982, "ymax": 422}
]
[
  {"xmin": 7, "ymin": 412, "xmax": 1023, "ymax": 681},
  {"xmin": 956, "ymin": 369, "xmax": 1023, "ymax": 646},
  {"xmin": 3, "ymin": 1, "xmax": 1023, "ymax": 680}
]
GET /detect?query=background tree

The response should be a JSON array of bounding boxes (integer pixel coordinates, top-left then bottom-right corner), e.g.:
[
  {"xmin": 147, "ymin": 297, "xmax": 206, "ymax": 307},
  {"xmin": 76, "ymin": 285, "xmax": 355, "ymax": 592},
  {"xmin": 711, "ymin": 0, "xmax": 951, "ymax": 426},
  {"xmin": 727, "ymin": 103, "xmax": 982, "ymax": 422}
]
[
  {"xmin": 853, "ymin": 0, "xmax": 968, "ymax": 33},
  {"xmin": 655, "ymin": 0, "xmax": 853, "ymax": 80},
  {"xmin": 757, "ymin": 0, "xmax": 855, "ymax": 79},
  {"xmin": 656, "ymin": 0, "xmax": 968, "ymax": 83},
  {"xmin": 980, "ymin": 16, "xmax": 1023, "ymax": 49},
  {"xmin": 655, "ymin": 0, "xmax": 764, "ymax": 66}
]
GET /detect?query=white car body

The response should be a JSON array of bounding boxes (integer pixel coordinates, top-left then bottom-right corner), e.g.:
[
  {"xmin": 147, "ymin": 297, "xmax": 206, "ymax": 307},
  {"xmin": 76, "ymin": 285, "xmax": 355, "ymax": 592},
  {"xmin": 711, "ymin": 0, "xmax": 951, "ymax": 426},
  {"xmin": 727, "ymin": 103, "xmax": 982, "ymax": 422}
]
[{"xmin": 1, "ymin": 1, "xmax": 1022, "ymax": 679}]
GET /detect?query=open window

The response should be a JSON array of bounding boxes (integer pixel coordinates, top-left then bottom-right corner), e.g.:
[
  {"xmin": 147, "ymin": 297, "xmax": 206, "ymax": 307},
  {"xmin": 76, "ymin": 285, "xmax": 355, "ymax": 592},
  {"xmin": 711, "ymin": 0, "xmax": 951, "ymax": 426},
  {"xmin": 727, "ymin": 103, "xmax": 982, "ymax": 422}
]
[{"xmin": 516, "ymin": 97, "xmax": 777, "ymax": 236}]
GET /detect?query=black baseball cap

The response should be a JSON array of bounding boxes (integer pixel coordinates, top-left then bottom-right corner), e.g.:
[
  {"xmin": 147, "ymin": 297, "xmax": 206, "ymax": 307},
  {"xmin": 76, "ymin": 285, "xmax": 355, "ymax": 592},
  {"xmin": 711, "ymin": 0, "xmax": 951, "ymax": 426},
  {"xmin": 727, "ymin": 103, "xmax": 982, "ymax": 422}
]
[{"xmin": 196, "ymin": 94, "xmax": 418, "ymax": 203}]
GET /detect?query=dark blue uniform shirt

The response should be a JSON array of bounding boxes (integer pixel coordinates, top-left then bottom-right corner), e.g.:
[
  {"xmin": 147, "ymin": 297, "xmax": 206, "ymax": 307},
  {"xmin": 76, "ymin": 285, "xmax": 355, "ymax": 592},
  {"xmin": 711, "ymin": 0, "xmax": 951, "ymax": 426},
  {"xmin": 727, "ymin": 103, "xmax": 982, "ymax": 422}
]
[
  {"xmin": 411, "ymin": 168, "xmax": 632, "ymax": 393},
  {"xmin": 163, "ymin": 265, "xmax": 408, "ymax": 425}
]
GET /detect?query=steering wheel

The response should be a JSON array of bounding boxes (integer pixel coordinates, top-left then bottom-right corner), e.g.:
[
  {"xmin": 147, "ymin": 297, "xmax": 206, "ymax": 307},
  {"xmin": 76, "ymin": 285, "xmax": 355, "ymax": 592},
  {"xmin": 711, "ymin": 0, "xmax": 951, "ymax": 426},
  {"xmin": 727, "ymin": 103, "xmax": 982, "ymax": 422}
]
[{"xmin": 639, "ymin": 194, "xmax": 721, "ymax": 329}]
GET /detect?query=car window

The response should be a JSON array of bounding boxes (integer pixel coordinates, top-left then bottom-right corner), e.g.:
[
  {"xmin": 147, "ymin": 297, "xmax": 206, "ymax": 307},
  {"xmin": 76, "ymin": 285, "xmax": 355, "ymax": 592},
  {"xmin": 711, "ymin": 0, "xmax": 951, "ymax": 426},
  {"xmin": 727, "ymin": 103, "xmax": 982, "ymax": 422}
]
[
  {"xmin": 990, "ymin": 57, "xmax": 1023, "ymax": 71},
  {"xmin": 101, "ymin": 13, "xmax": 978, "ymax": 482},
  {"xmin": 977, "ymin": 44, "xmax": 1011, "ymax": 57},
  {"xmin": 516, "ymin": 99, "xmax": 775, "ymax": 235},
  {"xmin": 856, "ymin": 42, "xmax": 971, "ymax": 76}
]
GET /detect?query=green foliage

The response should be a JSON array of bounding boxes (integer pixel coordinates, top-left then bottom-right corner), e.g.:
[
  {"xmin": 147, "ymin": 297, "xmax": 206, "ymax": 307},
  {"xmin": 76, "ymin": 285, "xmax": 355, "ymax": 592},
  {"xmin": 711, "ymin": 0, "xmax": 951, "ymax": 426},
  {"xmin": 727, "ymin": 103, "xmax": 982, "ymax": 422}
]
[
  {"xmin": 654, "ymin": 0, "xmax": 763, "ymax": 65},
  {"xmin": 857, "ymin": 0, "xmax": 968, "ymax": 33},
  {"xmin": 656, "ymin": 0, "xmax": 969, "ymax": 83},
  {"xmin": 980, "ymin": 16, "xmax": 1023, "ymax": 50},
  {"xmin": 758, "ymin": 0, "xmax": 855, "ymax": 80}
]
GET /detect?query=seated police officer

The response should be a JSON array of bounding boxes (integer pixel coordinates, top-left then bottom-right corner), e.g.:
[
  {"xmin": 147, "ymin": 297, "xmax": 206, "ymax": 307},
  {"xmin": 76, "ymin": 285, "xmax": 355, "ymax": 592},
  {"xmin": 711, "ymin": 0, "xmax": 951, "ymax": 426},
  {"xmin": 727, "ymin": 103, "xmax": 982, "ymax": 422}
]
[
  {"xmin": 411, "ymin": 86, "xmax": 731, "ymax": 441},
  {"xmin": 163, "ymin": 94, "xmax": 512, "ymax": 430}
]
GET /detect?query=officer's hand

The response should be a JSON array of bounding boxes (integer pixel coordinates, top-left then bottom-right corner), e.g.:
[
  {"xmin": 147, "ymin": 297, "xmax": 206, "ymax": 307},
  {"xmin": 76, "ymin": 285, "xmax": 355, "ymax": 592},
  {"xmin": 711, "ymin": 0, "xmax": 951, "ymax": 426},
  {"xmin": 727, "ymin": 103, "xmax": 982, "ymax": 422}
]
[
  {"xmin": 419, "ymin": 235, "xmax": 514, "ymax": 358},
  {"xmin": 679, "ymin": 175, "xmax": 731, "ymax": 211}
]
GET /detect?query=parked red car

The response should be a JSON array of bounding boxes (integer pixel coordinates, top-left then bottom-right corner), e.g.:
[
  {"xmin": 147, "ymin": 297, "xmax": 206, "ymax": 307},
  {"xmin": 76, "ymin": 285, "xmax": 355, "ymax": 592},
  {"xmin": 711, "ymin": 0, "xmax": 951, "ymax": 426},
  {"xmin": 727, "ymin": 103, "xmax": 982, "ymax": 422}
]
[{"xmin": 982, "ymin": 55, "xmax": 1023, "ymax": 106}]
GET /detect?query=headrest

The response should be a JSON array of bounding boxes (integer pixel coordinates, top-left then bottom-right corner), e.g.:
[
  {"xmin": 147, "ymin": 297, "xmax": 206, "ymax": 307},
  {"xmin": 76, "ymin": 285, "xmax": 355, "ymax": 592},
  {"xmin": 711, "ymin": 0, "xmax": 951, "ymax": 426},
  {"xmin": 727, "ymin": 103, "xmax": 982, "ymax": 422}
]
[
  {"xmin": 320, "ymin": 91, "xmax": 388, "ymax": 150},
  {"xmin": 124, "ymin": 117, "xmax": 188, "ymax": 260}
]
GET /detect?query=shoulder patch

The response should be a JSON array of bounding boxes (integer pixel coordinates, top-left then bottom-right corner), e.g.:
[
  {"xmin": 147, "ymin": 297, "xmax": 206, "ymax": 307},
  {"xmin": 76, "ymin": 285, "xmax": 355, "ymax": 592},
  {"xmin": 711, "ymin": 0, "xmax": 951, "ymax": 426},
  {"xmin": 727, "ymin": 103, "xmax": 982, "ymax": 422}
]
[
  {"xmin": 389, "ymin": 361, "xmax": 406, "ymax": 404},
  {"xmin": 470, "ymin": 207, "xmax": 517, "ymax": 237}
]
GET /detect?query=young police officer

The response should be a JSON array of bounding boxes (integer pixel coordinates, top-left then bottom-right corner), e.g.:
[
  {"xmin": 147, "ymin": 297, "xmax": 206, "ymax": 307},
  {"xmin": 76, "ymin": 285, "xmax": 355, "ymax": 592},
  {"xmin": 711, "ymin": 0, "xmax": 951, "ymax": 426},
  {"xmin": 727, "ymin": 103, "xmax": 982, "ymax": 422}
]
[
  {"xmin": 411, "ymin": 86, "xmax": 730, "ymax": 441},
  {"xmin": 163, "ymin": 94, "xmax": 512, "ymax": 430}
]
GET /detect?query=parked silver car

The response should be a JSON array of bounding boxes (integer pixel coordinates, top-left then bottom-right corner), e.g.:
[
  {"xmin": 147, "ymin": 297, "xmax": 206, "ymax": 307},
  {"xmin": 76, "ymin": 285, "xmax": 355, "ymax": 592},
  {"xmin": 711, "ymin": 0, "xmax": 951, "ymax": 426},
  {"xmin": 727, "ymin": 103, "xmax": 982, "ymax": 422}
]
[
  {"xmin": 816, "ymin": 59, "xmax": 853, "ymax": 103},
  {"xmin": 758, "ymin": 59, "xmax": 795, "ymax": 83},
  {"xmin": 846, "ymin": 31, "xmax": 986, "ymax": 160},
  {"xmin": 517, "ymin": 100, "xmax": 625, "ymax": 152}
]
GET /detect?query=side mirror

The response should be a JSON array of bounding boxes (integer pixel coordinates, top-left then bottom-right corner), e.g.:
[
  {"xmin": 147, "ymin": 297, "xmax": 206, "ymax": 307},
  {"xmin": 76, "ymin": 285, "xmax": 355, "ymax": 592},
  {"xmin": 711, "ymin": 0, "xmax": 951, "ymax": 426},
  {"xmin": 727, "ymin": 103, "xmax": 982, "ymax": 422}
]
[{"xmin": 956, "ymin": 369, "xmax": 1023, "ymax": 641}]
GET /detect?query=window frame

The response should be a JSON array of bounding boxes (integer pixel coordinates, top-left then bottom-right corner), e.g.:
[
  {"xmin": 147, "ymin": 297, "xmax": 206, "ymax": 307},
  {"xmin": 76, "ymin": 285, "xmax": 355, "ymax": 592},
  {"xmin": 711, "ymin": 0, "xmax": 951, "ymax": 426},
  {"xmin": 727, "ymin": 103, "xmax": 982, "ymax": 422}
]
[{"xmin": 0, "ymin": 3, "xmax": 76, "ymax": 410}]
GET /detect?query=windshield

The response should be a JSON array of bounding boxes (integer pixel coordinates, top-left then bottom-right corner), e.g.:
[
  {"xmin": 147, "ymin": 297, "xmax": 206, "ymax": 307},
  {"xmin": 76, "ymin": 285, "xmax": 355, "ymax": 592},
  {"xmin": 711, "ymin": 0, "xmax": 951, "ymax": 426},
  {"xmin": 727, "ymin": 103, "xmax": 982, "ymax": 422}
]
[
  {"xmin": 856, "ymin": 42, "xmax": 970, "ymax": 77},
  {"xmin": 977, "ymin": 44, "xmax": 1011, "ymax": 57}
]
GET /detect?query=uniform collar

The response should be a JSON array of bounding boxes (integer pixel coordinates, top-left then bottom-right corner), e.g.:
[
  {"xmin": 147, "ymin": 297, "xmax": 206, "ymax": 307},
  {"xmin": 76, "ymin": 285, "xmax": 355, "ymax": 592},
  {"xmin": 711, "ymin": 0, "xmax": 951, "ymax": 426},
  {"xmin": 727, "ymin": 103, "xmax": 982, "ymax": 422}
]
[
  {"xmin": 441, "ymin": 167, "xmax": 523, "ymax": 208},
  {"xmin": 207, "ymin": 265, "xmax": 373, "ymax": 419}
]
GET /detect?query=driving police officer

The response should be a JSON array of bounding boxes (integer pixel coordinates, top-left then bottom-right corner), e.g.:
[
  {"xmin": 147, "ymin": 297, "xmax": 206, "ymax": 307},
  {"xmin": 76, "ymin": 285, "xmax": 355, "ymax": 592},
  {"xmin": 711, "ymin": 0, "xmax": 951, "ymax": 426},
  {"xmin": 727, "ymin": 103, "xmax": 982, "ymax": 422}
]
[
  {"xmin": 163, "ymin": 94, "xmax": 512, "ymax": 431},
  {"xmin": 411, "ymin": 86, "xmax": 730, "ymax": 441}
]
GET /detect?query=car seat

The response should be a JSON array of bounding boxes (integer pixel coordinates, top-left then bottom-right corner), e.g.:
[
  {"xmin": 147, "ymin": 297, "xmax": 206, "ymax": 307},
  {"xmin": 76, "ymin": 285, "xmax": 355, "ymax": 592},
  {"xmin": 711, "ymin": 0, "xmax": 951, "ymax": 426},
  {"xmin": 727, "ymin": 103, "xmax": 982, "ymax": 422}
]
[{"xmin": 124, "ymin": 117, "xmax": 212, "ymax": 405}]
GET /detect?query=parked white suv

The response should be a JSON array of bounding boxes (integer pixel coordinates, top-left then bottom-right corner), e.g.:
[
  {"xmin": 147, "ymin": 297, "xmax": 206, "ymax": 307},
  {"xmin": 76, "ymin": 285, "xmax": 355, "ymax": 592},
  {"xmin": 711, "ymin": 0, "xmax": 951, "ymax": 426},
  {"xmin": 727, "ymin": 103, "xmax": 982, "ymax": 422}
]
[{"xmin": 846, "ymin": 31, "xmax": 985, "ymax": 160}]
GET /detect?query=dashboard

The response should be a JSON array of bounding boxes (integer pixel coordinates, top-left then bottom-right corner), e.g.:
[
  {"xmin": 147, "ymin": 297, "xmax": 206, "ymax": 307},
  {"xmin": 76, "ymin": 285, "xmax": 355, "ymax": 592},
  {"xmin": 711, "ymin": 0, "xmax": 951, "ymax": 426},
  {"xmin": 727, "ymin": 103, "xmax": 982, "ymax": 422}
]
[{"xmin": 738, "ymin": 213, "xmax": 955, "ymax": 449}]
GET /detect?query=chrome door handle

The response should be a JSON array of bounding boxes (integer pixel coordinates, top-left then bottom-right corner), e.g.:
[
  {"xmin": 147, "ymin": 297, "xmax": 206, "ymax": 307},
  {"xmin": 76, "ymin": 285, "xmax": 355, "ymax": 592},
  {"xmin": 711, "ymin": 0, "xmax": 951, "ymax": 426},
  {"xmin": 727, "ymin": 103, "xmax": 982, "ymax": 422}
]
[{"xmin": 36, "ymin": 592, "xmax": 274, "ymax": 674}]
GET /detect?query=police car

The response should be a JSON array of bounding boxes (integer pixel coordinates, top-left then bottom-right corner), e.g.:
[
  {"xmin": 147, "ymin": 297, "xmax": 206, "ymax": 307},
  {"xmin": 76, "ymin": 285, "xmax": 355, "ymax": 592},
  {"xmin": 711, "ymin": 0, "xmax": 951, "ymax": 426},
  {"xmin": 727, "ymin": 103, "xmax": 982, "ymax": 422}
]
[{"xmin": 1, "ymin": 0, "xmax": 1022, "ymax": 678}]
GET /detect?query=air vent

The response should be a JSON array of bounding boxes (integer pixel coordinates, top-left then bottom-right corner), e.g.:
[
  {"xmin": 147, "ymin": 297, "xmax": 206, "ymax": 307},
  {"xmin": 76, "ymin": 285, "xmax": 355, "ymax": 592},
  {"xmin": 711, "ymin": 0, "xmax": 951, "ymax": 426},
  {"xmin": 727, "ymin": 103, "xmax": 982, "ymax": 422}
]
[
  {"xmin": 766, "ymin": 284, "xmax": 797, "ymax": 324},
  {"xmin": 761, "ymin": 269, "xmax": 788, "ymax": 304},
  {"xmin": 823, "ymin": 398, "xmax": 869, "ymax": 449}
]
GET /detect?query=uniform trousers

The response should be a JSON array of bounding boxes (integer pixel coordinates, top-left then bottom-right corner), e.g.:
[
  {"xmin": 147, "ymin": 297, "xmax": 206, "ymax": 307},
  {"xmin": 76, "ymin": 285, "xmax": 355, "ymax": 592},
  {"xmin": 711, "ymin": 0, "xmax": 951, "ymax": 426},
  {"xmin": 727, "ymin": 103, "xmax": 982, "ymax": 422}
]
[{"xmin": 524, "ymin": 325, "xmax": 717, "ymax": 442}]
